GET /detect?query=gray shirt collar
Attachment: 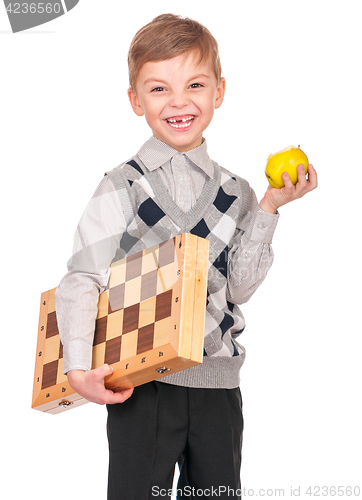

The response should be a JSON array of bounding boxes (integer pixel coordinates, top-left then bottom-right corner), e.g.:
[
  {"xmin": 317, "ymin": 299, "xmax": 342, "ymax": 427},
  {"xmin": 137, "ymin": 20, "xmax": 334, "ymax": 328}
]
[{"xmin": 137, "ymin": 136, "xmax": 214, "ymax": 178}]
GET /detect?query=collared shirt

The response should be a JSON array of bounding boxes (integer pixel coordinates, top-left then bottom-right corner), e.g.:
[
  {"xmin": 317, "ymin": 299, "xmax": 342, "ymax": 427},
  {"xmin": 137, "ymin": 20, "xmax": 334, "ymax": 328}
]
[
  {"xmin": 138, "ymin": 136, "xmax": 213, "ymax": 213},
  {"xmin": 56, "ymin": 136, "xmax": 279, "ymax": 375}
]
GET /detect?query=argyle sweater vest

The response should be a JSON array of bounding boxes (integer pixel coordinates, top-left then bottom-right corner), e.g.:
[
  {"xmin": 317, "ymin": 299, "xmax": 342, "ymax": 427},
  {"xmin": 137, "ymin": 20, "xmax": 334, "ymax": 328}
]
[{"xmin": 105, "ymin": 155, "xmax": 251, "ymax": 389}]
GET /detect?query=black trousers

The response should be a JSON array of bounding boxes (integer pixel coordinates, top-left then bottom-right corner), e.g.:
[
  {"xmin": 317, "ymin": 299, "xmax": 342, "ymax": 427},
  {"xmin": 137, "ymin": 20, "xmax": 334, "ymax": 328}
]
[{"xmin": 106, "ymin": 381, "xmax": 243, "ymax": 499}]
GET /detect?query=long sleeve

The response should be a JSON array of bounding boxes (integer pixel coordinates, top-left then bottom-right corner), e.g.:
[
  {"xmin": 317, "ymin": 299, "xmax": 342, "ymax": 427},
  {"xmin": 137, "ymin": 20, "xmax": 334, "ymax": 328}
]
[
  {"xmin": 54, "ymin": 136, "xmax": 278, "ymax": 381},
  {"xmin": 227, "ymin": 187, "xmax": 279, "ymax": 305},
  {"xmin": 55, "ymin": 175, "xmax": 127, "ymax": 374}
]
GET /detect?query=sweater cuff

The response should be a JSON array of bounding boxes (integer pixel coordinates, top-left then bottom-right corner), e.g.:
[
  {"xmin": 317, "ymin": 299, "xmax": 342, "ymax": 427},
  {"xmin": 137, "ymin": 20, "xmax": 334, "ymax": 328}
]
[
  {"xmin": 62, "ymin": 339, "xmax": 93, "ymax": 374},
  {"xmin": 250, "ymin": 206, "xmax": 279, "ymax": 243}
]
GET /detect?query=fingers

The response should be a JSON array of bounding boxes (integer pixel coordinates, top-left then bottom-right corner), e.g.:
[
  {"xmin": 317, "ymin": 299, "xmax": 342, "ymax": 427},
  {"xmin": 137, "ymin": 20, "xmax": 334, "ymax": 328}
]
[
  {"xmin": 296, "ymin": 164, "xmax": 318, "ymax": 195},
  {"xmin": 95, "ymin": 364, "xmax": 134, "ymax": 405},
  {"xmin": 95, "ymin": 363, "xmax": 114, "ymax": 380},
  {"xmin": 106, "ymin": 387, "xmax": 134, "ymax": 404},
  {"xmin": 307, "ymin": 164, "xmax": 318, "ymax": 190},
  {"xmin": 282, "ymin": 171, "xmax": 293, "ymax": 189},
  {"xmin": 287, "ymin": 164, "xmax": 317, "ymax": 198},
  {"xmin": 70, "ymin": 364, "xmax": 134, "ymax": 406}
]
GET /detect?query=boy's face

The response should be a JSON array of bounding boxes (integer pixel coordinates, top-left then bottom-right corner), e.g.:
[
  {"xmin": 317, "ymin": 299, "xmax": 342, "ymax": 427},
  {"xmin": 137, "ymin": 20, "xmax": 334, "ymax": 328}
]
[{"xmin": 128, "ymin": 52, "xmax": 225, "ymax": 152}]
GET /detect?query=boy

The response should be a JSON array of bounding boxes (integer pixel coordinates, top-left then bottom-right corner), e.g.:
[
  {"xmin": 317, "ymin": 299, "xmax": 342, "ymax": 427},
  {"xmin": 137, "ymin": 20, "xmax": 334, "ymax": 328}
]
[{"xmin": 55, "ymin": 13, "xmax": 317, "ymax": 500}]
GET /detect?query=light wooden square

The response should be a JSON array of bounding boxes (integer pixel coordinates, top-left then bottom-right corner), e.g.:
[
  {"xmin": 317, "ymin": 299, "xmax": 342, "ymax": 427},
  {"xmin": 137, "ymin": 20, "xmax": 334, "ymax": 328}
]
[
  {"xmin": 92, "ymin": 343, "xmax": 106, "ymax": 369},
  {"xmin": 124, "ymin": 275, "xmax": 142, "ymax": 308},
  {"xmin": 153, "ymin": 316, "xmax": 172, "ymax": 348},
  {"xmin": 57, "ymin": 359, "xmax": 68, "ymax": 384},
  {"xmin": 97, "ymin": 289, "xmax": 109, "ymax": 319},
  {"xmin": 120, "ymin": 330, "xmax": 138, "ymax": 360},
  {"xmin": 44, "ymin": 336, "xmax": 61, "ymax": 365},
  {"xmin": 157, "ymin": 262, "xmax": 178, "ymax": 294},
  {"xmin": 141, "ymin": 247, "xmax": 159, "ymax": 274},
  {"xmin": 106, "ymin": 309, "xmax": 124, "ymax": 340},
  {"xmin": 139, "ymin": 296, "xmax": 156, "ymax": 328},
  {"xmin": 109, "ymin": 259, "xmax": 126, "ymax": 288},
  {"xmin": 48, "ymin": 292, "xmax": 56, "ymax": 314}
]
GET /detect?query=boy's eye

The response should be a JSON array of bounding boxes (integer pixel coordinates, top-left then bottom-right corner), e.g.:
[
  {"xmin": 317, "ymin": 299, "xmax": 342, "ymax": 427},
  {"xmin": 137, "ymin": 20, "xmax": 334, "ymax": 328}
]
[
  {"xmin": 189, "ymin": 83, "xmax": 203, "ymax": 89},
  {"xmin": 151, "ymin": 87, "xmax": 165, "ymax": 92}
]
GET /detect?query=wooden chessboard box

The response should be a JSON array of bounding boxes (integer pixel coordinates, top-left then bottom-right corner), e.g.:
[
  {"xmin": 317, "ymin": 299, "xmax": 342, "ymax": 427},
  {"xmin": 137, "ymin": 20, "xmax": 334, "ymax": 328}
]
[{"xmin": 32, "ymin": 233, "xmax": 209, "ymax": 414}]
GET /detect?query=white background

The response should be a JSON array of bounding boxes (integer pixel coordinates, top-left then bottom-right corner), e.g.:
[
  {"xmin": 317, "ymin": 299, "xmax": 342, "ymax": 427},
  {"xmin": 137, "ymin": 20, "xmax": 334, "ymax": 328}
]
[{"xmin": 1, "ymin": 1, "xmax": 361, "ymax": 498}]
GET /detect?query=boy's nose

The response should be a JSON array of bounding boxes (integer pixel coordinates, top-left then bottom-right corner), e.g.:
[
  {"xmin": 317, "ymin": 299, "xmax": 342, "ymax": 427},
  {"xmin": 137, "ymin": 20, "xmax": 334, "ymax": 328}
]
[{"xmin": 169, "ymin": 91, "xmax": 189, "ymax": 108}]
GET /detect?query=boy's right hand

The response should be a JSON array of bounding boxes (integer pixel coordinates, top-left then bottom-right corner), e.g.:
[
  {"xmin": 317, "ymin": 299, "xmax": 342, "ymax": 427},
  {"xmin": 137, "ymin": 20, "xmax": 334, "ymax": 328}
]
[{"xmin": 67, "ymin": 364, "xmax": 134, "ymax": 405}]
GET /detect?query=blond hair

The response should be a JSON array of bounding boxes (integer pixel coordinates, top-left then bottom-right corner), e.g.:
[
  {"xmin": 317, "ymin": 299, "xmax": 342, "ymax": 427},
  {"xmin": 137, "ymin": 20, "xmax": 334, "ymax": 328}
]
[{"xmin": 128, "ymin": 14, "xmax": 222, "ymax": 92}]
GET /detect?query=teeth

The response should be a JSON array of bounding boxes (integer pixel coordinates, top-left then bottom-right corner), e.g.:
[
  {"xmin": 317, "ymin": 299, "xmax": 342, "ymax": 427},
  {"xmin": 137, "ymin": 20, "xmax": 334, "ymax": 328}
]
[
  {"xmin": 166, "ymin": 116, "xmax": 194, "ymax": 128},
  {"xmin": 169, "ymin": 121, "xmax": 192, "ymax": 128}
]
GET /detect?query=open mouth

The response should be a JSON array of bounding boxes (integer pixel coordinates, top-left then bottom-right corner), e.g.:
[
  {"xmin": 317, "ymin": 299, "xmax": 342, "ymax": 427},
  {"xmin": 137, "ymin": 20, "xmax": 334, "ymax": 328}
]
[{"xmin": 165, "ymin": 115, "xmax": 195, "ymax": 129}]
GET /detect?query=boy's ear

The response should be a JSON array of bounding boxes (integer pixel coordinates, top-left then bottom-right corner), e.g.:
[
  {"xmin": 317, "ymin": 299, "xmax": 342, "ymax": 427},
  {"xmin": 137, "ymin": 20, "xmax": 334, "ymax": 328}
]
[
  {"xmin": 215, "ymin": 77, "xmax": 226, "ymax": 110},
  {"xmin": 128, "ymin": 87, "xmax": 144, "ymax": 117}
]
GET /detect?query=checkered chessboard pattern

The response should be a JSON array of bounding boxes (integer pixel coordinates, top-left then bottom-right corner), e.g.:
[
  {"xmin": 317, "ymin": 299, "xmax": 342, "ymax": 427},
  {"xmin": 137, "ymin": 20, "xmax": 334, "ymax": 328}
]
[
  {"xmin": 33, "ymin": 232, "xmax": 209, "ymax": 413},
  {"xmin": 39, "ymin": 237, "xmax": 179, "ymax": 391}
]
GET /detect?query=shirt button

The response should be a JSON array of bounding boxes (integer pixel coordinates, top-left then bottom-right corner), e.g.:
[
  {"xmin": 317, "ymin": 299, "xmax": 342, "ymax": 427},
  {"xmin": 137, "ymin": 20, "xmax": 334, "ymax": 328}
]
[{"xmin": 258, "ymin": 223, "xmax": 266, "ymax": 229}]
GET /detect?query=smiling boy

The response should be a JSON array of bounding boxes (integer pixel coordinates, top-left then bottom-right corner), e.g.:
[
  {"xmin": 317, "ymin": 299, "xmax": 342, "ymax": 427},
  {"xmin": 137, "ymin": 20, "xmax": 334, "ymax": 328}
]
[
  {"xmin": 128, "ymin": 52, "xmax": 225, "ymax": 152},
  {"xmin": 56, "ymin": 13, "xmax": 317, "ymax": 500}
]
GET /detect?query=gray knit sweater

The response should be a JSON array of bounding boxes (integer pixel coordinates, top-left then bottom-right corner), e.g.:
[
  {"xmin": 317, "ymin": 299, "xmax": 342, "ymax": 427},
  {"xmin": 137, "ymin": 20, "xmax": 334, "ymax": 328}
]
[{"xmin": 56, "ymin": 136, "xmax": 279, "ymax": 388}]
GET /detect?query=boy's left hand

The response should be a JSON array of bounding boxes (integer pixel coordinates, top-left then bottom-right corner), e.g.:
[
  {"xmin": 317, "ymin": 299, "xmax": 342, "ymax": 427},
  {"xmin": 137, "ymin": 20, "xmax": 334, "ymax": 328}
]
[{"xmin": 259, "ymin": 164, "xmax": 318, "ymax": 214}]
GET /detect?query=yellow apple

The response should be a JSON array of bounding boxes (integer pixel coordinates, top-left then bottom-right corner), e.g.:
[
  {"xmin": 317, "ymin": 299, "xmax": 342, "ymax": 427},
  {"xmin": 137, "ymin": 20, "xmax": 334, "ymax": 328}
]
[{"xmin": 265, "ymin": 146, "xmax": 309, "ymax": 188}]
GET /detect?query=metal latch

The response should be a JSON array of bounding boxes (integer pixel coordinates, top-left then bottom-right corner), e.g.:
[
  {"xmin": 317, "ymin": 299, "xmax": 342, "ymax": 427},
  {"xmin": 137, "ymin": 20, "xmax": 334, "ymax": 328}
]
[
  {"xmin": 155, "ymin": 367, "xmax": 171, "ymax": 374},
  {"xmin": 58, "ymin": 400, "xmax": 74, "ymax": 408}
]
